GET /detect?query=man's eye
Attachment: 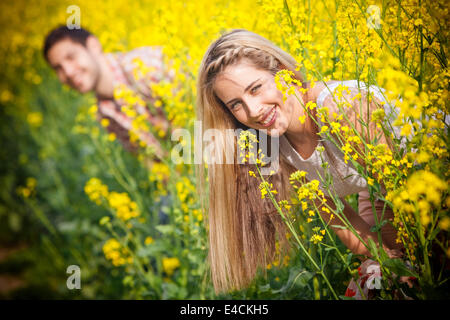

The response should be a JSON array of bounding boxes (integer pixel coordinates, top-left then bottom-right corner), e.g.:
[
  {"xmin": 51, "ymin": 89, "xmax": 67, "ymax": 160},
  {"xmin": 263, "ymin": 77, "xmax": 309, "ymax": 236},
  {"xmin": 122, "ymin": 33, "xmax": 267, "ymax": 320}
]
[{"xmin": 251, "ymin": 84, "xmax": 261, "ymax": 94}]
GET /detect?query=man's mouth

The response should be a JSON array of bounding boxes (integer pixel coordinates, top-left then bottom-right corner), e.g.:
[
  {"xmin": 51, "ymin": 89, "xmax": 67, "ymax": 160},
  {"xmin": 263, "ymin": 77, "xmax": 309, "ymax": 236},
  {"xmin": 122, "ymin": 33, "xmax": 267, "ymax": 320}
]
[{"xmin": 71, "ymin": 74, "xmax": 83, "ymax": 88}]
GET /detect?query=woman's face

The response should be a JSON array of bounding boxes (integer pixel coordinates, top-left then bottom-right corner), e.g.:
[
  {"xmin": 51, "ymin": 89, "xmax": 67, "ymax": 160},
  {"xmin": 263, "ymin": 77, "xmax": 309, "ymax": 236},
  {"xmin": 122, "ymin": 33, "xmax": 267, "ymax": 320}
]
[{"xmin": 213, "ymin": 59, "xmax": 297, "ymax": 137}]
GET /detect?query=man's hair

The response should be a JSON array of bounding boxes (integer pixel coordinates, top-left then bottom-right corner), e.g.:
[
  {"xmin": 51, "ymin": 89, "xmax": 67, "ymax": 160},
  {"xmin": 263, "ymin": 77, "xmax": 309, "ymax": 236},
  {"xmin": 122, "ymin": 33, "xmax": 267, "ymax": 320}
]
[{"xmin": 43, "ymin": 26, "xmax": 93, "ymax": 61}]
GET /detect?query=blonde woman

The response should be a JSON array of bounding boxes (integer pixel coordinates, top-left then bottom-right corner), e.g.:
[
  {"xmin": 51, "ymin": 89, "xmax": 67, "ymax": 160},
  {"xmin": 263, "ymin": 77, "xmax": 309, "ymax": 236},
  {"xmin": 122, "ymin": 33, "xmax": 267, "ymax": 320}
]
[{"xmin": 196, "ymin": 29, "xmax": 405, "ymax": 297}]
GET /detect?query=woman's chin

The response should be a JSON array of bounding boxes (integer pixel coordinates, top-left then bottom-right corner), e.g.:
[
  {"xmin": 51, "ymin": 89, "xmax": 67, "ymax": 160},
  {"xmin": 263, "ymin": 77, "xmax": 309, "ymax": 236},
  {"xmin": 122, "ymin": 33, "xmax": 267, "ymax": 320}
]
[{"xmin": 264, "ymin": 127, "xmax": 285, "ymax": 138}]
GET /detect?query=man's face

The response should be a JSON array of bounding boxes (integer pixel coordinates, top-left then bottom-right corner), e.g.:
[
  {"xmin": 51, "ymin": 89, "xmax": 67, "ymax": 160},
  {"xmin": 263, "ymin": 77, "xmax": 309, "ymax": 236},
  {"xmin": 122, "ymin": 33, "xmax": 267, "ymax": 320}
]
[{"xmin": 47, "ymin": 38, "xmax": 101, "ymax": 93}]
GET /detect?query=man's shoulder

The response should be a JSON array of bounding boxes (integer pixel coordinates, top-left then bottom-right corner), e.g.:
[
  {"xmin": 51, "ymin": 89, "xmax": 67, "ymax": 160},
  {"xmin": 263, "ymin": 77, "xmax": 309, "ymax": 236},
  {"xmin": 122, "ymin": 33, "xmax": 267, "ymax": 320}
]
[{"xmin": 119, "ymin": 46, "xmax": 164, "ymax": 62}]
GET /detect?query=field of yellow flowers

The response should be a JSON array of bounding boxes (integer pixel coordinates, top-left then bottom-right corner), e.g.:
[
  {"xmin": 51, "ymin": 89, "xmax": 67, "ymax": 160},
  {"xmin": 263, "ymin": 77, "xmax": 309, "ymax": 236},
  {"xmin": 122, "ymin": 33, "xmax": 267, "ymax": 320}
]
[{"xmin": 0, "ymin": 0, "xmax": 448, "ymax": 299}]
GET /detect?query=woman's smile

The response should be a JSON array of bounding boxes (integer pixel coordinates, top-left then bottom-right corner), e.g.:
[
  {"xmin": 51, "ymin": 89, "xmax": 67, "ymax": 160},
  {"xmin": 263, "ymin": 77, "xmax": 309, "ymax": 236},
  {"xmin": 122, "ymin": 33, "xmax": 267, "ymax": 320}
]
[{"xmin": 258, "ymin": 105, "xmax": 277, "ymax": 127}]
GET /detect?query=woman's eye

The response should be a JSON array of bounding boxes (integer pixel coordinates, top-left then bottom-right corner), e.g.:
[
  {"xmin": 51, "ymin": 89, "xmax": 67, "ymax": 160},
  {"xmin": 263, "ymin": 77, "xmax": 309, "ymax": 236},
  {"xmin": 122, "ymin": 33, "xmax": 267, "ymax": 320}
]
[
  {"xmin": 230, "ymin": 101, "xmax": 242, "ymax": 110},
  {"xmin": 251, "ymin": 84, "xmax": 261, "ymax": 94}
]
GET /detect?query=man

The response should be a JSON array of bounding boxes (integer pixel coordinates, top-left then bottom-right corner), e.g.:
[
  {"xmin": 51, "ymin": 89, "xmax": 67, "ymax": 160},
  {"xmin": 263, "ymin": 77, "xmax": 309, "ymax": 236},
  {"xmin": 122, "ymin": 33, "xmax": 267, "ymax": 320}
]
[{"xmin": 43, "ymin": 26, "xmax": 172, "ymax": 159}]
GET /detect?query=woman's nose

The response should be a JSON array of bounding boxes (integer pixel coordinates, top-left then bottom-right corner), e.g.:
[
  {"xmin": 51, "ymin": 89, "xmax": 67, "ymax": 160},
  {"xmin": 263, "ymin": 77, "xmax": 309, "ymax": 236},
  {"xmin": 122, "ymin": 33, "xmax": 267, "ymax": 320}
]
[{"xmin": 246, "ymin": 98, "xmax": 264, "ymax": 119}]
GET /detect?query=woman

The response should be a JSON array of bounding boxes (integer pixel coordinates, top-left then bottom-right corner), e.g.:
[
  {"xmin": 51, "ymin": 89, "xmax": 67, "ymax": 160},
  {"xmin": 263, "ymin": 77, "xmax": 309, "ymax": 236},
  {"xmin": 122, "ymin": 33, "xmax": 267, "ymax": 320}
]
[{"xmin": 196, "ymin": 29, "xmax": 404, "ymax": 296}]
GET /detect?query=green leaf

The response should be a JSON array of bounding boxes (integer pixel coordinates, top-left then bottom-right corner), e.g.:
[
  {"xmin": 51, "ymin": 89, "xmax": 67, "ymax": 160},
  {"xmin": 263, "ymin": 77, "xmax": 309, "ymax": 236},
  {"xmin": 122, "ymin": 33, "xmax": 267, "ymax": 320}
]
[
  {"xmin": 258, "ymin": 283, "xmax": 272, "ymax": 293},
  {"xmin": 155, "ymin": 224, "xmax": 174, "ymax": 235},
  {"xmin": 272, "ymin": 267, "xmax": 313, "ymax": 294},
  {"xmin": 383, "ymin": 258, "xmax": 419, "ymax": 278},
  {"xmin": 369, "ymin": 219, "xmax": 389, "ymax": 233},
  {"xmin": 330, "ymin": 224, "xmax": 348, "ymax": 230},
  {"xmin": 428, "ymin": 226, "xmax": 441, "ymax": 242},
  {"xmin": 287, "ymin": 268, "xmax": 313, "ymax": 289},
  {"xmin": 334, "ymin": 199, "xmax": 345, "ymax": 212},
  {"xmin": 367, "ymin": 238, "xmax": 379, "ymax": 259},
  {"xmin": 346, "ymin": 252, "xmax": 353, "ymax": 267},
  {"xmin": 136, "ymin": 242, "xmax": 165, "ymax": 257},
  {"xmin": 99, "ymin": 216, "xmax": 110, "ymax": 226},
  {"xmin": 378, "ymin": 246, "xmax": 390, "ymax": 263},
  {"xmin": 123, "ymin": 275, "xmax": 134, "ymax": 286},
  {"xmin": 8, "ymin": 212, "xmax": 22, "ymax": 232}
]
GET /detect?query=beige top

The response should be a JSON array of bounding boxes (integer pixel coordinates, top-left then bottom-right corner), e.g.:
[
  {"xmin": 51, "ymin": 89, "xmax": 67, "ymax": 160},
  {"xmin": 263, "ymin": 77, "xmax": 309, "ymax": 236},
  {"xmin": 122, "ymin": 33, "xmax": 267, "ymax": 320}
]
[{"xmin": 279, "ymin": 80, "xmax": 401, "ymax": 197}]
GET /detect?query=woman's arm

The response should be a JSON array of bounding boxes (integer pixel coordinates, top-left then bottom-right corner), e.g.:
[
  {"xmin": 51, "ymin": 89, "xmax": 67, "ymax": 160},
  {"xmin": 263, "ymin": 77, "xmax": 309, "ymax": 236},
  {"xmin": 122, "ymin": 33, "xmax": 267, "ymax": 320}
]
[{"xmin": 318, "ymin": 196, "xmax": 402, "ymax": 259}]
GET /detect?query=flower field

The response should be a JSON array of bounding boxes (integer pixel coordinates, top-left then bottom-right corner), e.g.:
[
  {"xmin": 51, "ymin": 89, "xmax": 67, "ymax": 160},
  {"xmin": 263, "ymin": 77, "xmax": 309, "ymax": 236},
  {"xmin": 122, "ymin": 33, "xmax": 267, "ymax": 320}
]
[{"xmin": 0, "ymin": 0, "xmax": 448, "ymax": 299}]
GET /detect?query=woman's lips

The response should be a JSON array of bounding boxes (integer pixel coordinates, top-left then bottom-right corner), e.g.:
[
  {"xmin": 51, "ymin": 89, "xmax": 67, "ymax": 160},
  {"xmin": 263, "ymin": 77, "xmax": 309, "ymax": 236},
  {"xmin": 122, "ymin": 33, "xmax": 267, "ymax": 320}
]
[{"xmin": 259, "ymin": 106, "xmax": 277, "ymax": 127}]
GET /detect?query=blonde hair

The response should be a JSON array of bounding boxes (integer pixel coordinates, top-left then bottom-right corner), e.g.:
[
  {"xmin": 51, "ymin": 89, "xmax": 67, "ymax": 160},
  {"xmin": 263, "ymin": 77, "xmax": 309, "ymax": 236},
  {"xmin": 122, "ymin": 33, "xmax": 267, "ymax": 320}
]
[{"xmin": 196, "ymin": 29, "xmax": 305, "ymax": 294}]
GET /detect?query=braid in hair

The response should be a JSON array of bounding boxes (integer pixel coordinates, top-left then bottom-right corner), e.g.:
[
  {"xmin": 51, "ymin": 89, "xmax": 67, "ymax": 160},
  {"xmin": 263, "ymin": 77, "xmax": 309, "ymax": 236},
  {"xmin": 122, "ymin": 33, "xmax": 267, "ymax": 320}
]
[{"xmin": 205, "ymin": 44, "xmax": 280, "ymax": 86}]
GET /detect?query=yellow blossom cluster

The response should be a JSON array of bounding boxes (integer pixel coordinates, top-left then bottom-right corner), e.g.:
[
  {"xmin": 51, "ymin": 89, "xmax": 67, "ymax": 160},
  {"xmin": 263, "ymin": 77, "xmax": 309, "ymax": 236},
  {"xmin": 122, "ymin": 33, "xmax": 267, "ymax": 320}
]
[
  {"xmin": 107, "ymin": 191, "xmax": 140, "ymax": 222},
  {"xmin": 289, "ymin": 171, "xmax": 324, "ymax": 203},
  {"xmin": 162, "ymin": 257, "xmax": 180, "ymax": 276},
  {"xmin": 382, "ymin": 0, "xmax": 447, "ymax": 75},
  {"xmin": 102, "ymin": 238, "xmax": 133, "ymax": 267},
  {"xmin": 335, "ymin": 1, "xmax": 385, "ymax": 82},
  {"xmin": 274, "ymin": 69, "xmax": 303, "ymax": 102},
  {"xmin": 391, "ymin": 170, "xmax": 447, "ymax": 228},
  {"xmin": 84, "ymin": 178, "xmax": 109, "ymax": 205},
  {"xmin": 180, "ymin": 177, "xmax": 203, "ymax": 225},
  {"xmin": 237, "ymin": 130, "xmax": 267, "ymax": 166},
  {"xmin": 144, "ymin": 236, "xmax": 154, "ymax": 245},
  {"xmin": 84, "ymin": 178, "xmax": 139, "ymax": 222},
  {"xmin": 266, "ymin": 241, "xmax": 290, "ymax": 270},
  {"xmin": 259, "ymin": 181, "xmax": 278, "ymax": 200},
  {"xmin": 16, "ymin": 177, "xmax": 37, "ymax": 199},
  {"xmin": 26, "ymin": 112, "xmax": 43, "ymax": 127},
  {"xmin": 148, "ymin": 161, "xmax": 170, "ymax": 198},
  {"xmin": 288, "ymin": 170, "xmax": 333, "ymax": 225},
  {"xmin": 388, "ymin": 170, "xmax": 448, "ymax": 261},
  {"xmin": 310, "ymin": 227, "xmax": 326, "ymax": 245}
]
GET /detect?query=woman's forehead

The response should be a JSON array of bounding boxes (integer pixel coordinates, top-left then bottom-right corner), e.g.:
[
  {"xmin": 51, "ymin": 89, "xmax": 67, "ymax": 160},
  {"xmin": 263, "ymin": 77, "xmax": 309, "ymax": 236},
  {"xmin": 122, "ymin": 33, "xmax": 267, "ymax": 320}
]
[{"xmin": 216, "ymin": 62, "xmax": 267, "ymax": 86}]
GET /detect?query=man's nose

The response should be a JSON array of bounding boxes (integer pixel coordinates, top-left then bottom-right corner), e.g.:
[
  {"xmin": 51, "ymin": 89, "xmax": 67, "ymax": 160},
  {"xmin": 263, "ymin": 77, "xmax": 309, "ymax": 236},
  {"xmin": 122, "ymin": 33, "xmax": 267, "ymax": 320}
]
[{"xmin": 62, "ymin": 63, "xmax": 76, "ymax": 78}]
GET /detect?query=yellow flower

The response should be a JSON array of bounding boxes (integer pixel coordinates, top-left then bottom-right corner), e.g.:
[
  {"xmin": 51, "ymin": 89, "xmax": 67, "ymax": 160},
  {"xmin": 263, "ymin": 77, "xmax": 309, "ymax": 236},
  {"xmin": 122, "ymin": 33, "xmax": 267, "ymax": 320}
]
[
  {"xmin": 145, "ymin": 236, "xmax": 154, "ymax": 245},
  {"xmin": 108, "ymin": 133, "xmax": 116, "ymax": 141},
  {"xmin": 107, "ymin": 191, "xmax": 140, "ymax": 221},
  {"xmin": 162, "ymin": 257, "xmax": 181, "ymax": 276},
  {"xmin": 322, "ymin": 207, "xmax": 330, "ymax": 214},
  {"xmin": 400, "ymin": 123, "xmax": 412, "ymax": 136},
  {"xmin": 103, "ymin": 239, "xmax": 131, "ymax": 267},
  {"xmin": 299, "ymin": 115, "xmax": 306, "ymax": 124},
  {"xmin": 319, "ymin": 125, "xmax": 329, "ymax": 134},
  {"xmin": 84, "ymin": 178, "xmax": 109, "ymax": 205},
  {"xmin": 100, "ymin": 118, "xmax": 110, "ymax": 127},
  {"xmin": 27, "ymin": 112, "xmax": 43, "ymax": 127},
  {"xmin": 439, "ymin": 217, "xmax": 450, "ymax": 231},
  {"xmin": 310, "ymin": 234, "xmax": 323, "ymax": 244}
]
